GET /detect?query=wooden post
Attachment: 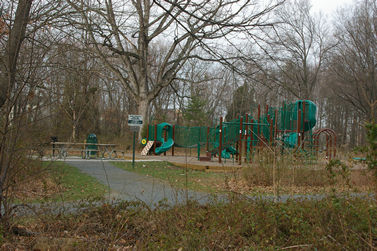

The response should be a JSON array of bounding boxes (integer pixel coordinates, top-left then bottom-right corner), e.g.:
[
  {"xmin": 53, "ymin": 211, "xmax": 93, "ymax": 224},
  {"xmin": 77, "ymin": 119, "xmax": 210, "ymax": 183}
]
[
  {"xmin": 302, "ymin": 101, "xmax": 306, "ymax": 149},
  {"xmin": 250, "ymin": 119, "xmax": 254, "ymax": 163},
  {"xmin": 154, "ymin": 124, "xmax": 157, "ymax": 153},
  {"xmin": 236, "ymin": 115, "xmax": 239, "ymax": 154},
  {"xmin": 297, "ymin": 108, "xmax": 301, "ymax": 148},
  {"xmin": 329, "ymin": 136, "xmax": 332, "ymax": 160},
  {"xmin": 274, "ymin": 110, "xmax": 278, "ymax": 141},
  {"xmin": 239, "ymin": 116, "xmax": 243, "ymax": 165},
  {"xmin": 291, "ymin": 103, "xmax": 293, "ymax": 130},
  {"xmin": 326, "ymin": 134, "xmax": 329, "ymax": 159},
  {"xmin": 257, "ymin": 104, "xmax": 261, "ymax": 147},
  {"xmin": 244, "ymin": 114, "xmax": 248, "ymax": 162},
  {"xmin": 268, "ymin": 115, "xmax": 273, "ymax": 145},
  {"xmin": 206, "ymin": 126, "xmax": 210, "ymax": 152},
  {"xmin": 282, "ymin": 102, "xmax": 285, "ymax": 129},
  {"xmin": 172, "ymin": 125, "xmax": 175, "ymax": 156},
  {"xmin": 219, "ymin": 117, "xmax": 223, "ymax": 163}
]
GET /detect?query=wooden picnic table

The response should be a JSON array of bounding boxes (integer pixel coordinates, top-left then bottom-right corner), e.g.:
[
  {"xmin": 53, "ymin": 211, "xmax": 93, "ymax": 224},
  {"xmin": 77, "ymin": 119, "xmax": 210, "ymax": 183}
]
[{"xmin": 51, "ymin": 142, "xmax": 119, "ymax": 159}]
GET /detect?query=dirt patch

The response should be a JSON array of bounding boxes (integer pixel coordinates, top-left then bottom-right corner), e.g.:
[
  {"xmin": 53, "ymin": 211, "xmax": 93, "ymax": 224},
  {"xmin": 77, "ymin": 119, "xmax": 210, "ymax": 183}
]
[
  {"xmin": 220, "ymin": 177, "xmax": 373, "ymax": 195},
  {"xmin": 216, "ymin": 168, "xmax": 375, "ymax": 195}
]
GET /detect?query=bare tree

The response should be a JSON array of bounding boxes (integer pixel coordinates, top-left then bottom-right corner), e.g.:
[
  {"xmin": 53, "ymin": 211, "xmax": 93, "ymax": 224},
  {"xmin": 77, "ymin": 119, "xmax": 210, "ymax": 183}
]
[
  {"xmin": 0, "ymin": 0, "xmax": 32, "ymax": 108},
  {"xmin": 252, "ymin": 0, "xmax": 333, "ymax": 100},
  {"xmin": 66, "ymin": 0, "xmax": 283, "ymax": 137},
  {"xmin": 0, "ymin": 0, "xmax": 67, "ymax": 222},
  {"xmin": 47, "ymin": 42, "xmax": 100, "ymax": 141},
  {"xmin": 329, "ymin": 0, "xmax": 377, "ymax": 122}
]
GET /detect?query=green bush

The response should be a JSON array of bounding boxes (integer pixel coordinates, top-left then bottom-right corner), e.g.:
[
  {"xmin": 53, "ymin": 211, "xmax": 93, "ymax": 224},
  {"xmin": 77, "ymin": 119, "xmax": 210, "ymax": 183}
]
[{"xmin": 365, "ymin": 123, "xmax": 377, "ymax": 176}]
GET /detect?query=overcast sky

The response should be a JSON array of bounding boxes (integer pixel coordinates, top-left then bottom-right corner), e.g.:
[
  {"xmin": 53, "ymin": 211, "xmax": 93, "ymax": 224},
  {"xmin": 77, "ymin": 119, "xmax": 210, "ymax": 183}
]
[{"xmin": 311, "ymin": 0, "xmax": 354, "ymax": 16}]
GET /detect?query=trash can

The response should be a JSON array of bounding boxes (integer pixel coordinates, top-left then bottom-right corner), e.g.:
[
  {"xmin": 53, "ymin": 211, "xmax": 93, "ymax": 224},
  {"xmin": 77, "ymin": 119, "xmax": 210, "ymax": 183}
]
[{"xmin": 85, "ymin": 133, "xmax": 98, "ymax": 158}]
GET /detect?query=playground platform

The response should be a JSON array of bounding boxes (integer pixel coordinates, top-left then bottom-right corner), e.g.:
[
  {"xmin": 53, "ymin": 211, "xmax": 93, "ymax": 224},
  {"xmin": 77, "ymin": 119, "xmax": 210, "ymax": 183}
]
[{"xmin": 124, "ymin": 153, "xmax": 252, "ymax": 172}]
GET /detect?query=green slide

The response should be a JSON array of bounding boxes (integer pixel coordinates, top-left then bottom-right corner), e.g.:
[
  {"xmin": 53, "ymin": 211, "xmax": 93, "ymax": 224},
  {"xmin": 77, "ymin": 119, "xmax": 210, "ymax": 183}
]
[
  {"xmin": 155, "ymin": 122, "xmax": 175, "ymax": 155},
  {"xmin": 281, "ymin": 100, "xmax": 317, "ymax": 148}
]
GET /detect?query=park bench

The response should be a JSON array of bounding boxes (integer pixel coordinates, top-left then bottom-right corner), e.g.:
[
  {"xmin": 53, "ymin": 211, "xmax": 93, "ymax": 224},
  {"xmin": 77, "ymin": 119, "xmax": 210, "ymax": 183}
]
[{"xmin": 51, "ymin": 142, "xmax": 119, "ymax": 160}]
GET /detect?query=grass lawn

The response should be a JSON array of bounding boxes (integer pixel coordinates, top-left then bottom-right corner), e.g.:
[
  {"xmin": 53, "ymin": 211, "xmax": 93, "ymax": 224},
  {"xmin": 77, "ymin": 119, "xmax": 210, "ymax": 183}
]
[
  {"xmin": 112, "ymin": 161, "xmax": 228, "ymax": 193},
  {"xmin": 39, "ymin": 161, "xmax": 107, "ymax": 202}
]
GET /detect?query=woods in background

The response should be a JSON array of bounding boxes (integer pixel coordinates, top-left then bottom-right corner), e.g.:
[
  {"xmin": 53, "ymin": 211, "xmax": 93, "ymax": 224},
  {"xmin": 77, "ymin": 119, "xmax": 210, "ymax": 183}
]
[{"xmin": 0, "ymin": 0, "xmax": 375, "ymax": 148}]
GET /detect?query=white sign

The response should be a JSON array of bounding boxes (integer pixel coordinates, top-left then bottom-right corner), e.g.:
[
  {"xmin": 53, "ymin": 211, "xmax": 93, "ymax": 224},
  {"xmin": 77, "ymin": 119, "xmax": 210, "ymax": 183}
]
[{"xmin": 128, "ymin": 115, "xmax": 143, "ymax": 126}]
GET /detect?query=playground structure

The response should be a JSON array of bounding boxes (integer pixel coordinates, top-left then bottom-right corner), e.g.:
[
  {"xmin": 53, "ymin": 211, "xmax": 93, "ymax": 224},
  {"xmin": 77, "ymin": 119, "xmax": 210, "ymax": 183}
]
[{"xmin": 142, "ymin": 100, "xmax": 336, "ymax": 164}]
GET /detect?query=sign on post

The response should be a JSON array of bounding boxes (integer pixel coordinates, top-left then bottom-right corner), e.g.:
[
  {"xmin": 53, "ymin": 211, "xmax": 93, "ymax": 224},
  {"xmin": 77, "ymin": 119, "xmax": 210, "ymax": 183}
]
[
  {"xmin": 128, "ymin": 115, "xmax": 143, "ymax": 168},
  {"xmin": 128, "ymin": 115, "xmax": 143, "ymax": 132},
  {"xmin": 128, "ymin": 115, "xmax": 143, "ymax": 126}
]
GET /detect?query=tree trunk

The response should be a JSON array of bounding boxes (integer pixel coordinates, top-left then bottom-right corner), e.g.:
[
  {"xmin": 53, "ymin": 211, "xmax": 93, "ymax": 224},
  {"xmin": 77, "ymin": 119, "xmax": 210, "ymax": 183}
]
[
  {"xmin": 350, "ymin": 112, "xmax": 357, "ymax": 148},
  {"xmin": 136, "ymin": 98, "xmax": 149, "ymax": 140},
  {"xmin": 342, "ymin": 106, "xmax": 348, "ymax": 146},
  {"xmin": 72, "ymin": 110, "xmax": 77, "ymax": 141},
  {"xmin": 0, "ymin": 0, "xmax": 32, "ymax": 108},
  {"xmin": 72, "ymin": 124, "xmax": 77, "ymax": 142}
]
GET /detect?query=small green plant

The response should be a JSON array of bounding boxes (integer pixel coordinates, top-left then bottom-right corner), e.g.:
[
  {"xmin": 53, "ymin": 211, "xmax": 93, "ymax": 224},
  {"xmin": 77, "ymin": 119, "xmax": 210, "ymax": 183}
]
[
  {"xmin": 365, "ymin": 123, "xmax": 377, "ymax": 176},
  {"xmin": 0, "ymin": 225, "xmax": 4, "ymax": 245},
  {"xmin": 365, "ymin": 123, "xmax": 377, "ymax": 201},
  {"xmin": 352, "ymin": 145, "xmax": 368, "ymax": 154},
  {"xmin": 326, "ymin": 159, "xmax": 351, "ymax": 188}
]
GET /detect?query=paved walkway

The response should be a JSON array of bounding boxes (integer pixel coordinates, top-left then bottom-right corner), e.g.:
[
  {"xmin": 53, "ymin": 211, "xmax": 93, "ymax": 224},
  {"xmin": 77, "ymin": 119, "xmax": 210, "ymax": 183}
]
[
  {"xmin": 12, "ymin": 158, "xmax": 372, "ymax": 217},
  {"xmin": 66, "ymin": 160, "xmax": 210, "ymax": 207}
]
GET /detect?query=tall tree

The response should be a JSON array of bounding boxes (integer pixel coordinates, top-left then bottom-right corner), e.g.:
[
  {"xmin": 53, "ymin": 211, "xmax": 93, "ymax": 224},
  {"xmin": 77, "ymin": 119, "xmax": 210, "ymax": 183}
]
[
  {"xmin": 0, "ymin": 0, "xmax": 67, "ymax": 222},
  {"xmin": 226, "ymin": 83, "xmax": 256, "ymax": 121},
  {"xmin": 47, "ymin": 42, "xmax": 100, "ymax": 141},
  {"xmin": 67, "ymin": 0, "xmax": 283, "ymax": 137},
  {"xmin": 252, "ymin": 0, "xmax": 333, "ymax": 100},
  {"xmin": 183, "ymin": 95, "xmax": 208, "ymax": 126},
  {"xmin": 329, "ymin": 0, "xmax": 377, "ymax": 122},
  {"xmin": 0, "ymin": 0, "xmax": 32, "ymax": 108}
]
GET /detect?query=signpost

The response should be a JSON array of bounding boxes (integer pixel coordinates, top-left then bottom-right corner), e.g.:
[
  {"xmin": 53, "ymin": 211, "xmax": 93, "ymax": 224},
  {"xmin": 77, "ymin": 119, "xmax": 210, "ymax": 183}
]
[{"xmin": 128, "ymin": 115, "xmax": 143, "ymax": 168}]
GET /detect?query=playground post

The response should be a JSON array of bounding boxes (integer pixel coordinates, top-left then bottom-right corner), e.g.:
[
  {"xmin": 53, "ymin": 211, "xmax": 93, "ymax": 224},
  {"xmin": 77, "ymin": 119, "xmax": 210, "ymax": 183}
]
[{"xmin": 128, "ymin": 115, "xmax": 143, "ymax": 168}]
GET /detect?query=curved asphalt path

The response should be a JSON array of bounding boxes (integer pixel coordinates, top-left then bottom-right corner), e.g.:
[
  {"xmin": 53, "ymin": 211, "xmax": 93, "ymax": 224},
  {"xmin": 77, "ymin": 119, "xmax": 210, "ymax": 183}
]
[
  {"xmin": 66, "ymin": 160, "xmax": 210, "ymax": 207},
  {"xmin": 66, "ymin": 160, "xmax": 374, "ymax": 205},
  {"xmin": 11, "ymin": 158, "xmax": 374, "ymax": 217}
]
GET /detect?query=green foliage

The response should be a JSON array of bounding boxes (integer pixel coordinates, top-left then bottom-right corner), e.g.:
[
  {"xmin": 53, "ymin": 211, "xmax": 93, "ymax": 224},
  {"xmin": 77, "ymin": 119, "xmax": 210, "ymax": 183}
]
[
  {"xmin": 0, "ymin": 226, "xmax": 3, "ymax": 245},
  {"xmin": 182, "ymin": 96, "xmax": 208, "ymax": 126},
  {"xmin": 226, "ymin": 83, "xmax": 256, "ymax": 121},
  {"xmin": 365, "ymin": 123, "xmax": 377, "ymax": 176},
  {"xmin": 326, "ymin": 159, "xmax": 351, "ymax": 188},
  {"xmin": 352, "ymin": 145, "xmax": 368, "ymax": 154}
]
